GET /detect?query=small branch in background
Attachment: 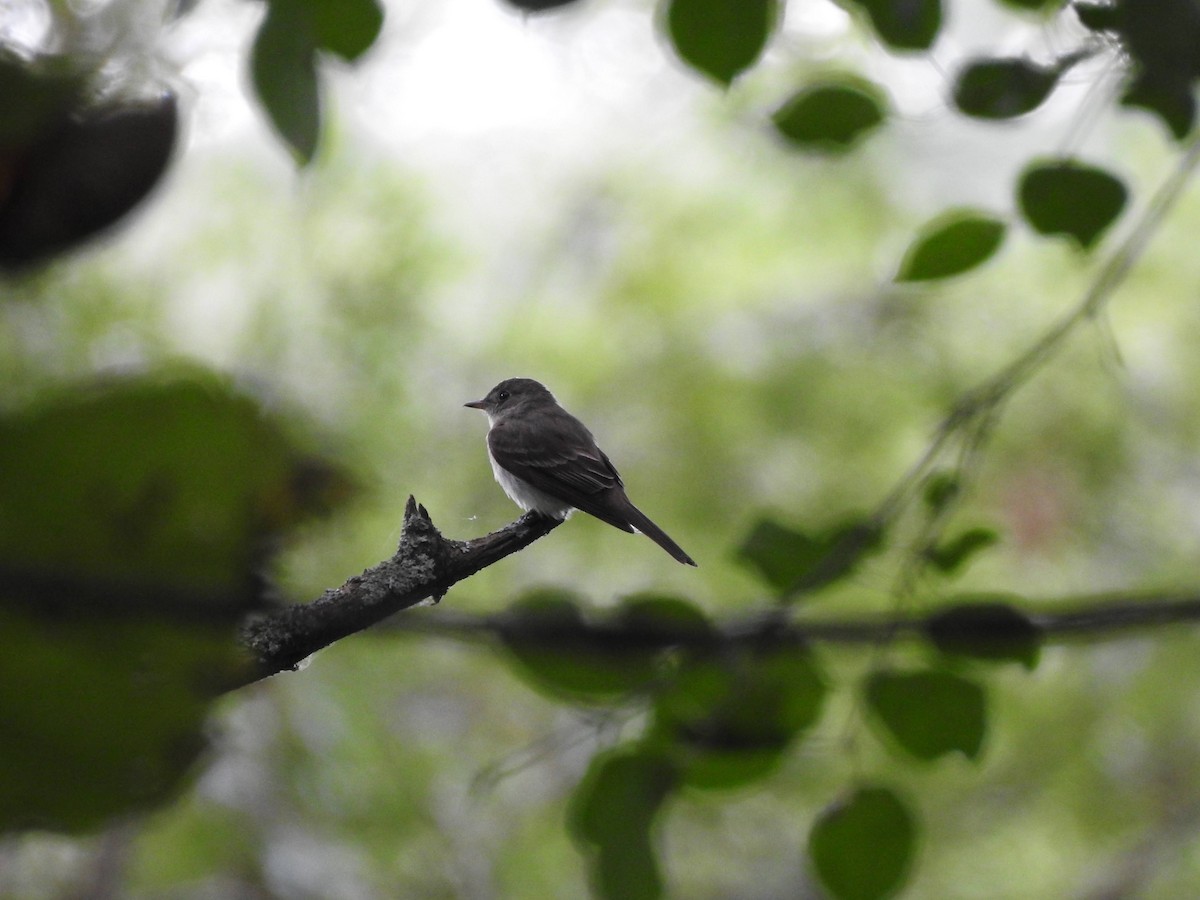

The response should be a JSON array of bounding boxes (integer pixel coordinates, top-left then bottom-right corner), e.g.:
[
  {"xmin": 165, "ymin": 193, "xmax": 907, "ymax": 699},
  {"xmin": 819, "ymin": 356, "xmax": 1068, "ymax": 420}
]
[
  {"xmin": 378, "ymin": 592, "xmax": 1200, "ymax": 651},
  {"xmin": 236, "ymin": 496, "xmax": 561, "ymax": 685},
  {"xmin": 234, "ymin": 495, "xmax": 1200, "ymax": 691}
]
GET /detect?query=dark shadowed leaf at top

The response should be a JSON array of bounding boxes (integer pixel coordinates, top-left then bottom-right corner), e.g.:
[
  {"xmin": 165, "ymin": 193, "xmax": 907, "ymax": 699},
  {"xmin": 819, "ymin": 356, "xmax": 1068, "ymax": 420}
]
[
  {"xmin": 0, "ymin": 93, "xmax": 178, "ymax": 271},
  {"xmin": 1018, "ymin": 159, "xmax": 1127, "ymax": 250},
  {"xmin": 0, "ymin": 52, "xmax": 86, "ymax": 146},
  {"xmin": 569, "ymin": 745, "xmax": 677, "ymax": 900},
  {"xmin": 304, "ymin": 0, "xmax": 384, "ymax": 61},
  {"xmin": 772, "ymin": 79, "xmax": 887, "ymax": 154},
  {"xmin": 925, "ymin": 596, "xmax": 1042, "ymax": 668},
  {"xmin": 809, "ymin": 785, "xmax": 917, "ymax": 900},
  {"xmin": 664, "ymin": 0, "xmax": 777, "ymax": 86},
  {"xmin": 895, "ymin": 210, "xmax": 1006, "ymax": 282},
  {"xmin": 866, "ymin": 668, "xmax": 987, "ymax": 761},
  {"xmin": 952, "ymin": 57, "xmax": 1062, "ymax": 120},
  {"xmin": 840, "ymin": 0, "xmax": 941, "ymax": 50},
  {"xmin": 1114, "ymin": 0, "xmax": 1200, "ymax": 139},
  {"xmin": 1073, "ymin": 2, "xmax": 1118, "ymax": 32},
  {"xmin": 251, "ymin": 0, "xmax": 322, "ymax": 163}
]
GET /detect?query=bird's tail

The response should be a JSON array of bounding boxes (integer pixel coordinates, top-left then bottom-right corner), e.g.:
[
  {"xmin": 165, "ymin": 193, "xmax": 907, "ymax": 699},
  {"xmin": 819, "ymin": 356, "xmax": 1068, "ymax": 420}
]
[{"xmin": 624, "ymin": 503, "xmax": 698, "ymax": 567}]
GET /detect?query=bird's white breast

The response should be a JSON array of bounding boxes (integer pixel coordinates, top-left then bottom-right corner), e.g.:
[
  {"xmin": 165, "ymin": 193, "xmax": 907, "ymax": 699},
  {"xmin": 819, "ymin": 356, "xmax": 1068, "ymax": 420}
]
[{"xmin": 487, "ymin": 445, "xmax": 574, "ymax": 519}]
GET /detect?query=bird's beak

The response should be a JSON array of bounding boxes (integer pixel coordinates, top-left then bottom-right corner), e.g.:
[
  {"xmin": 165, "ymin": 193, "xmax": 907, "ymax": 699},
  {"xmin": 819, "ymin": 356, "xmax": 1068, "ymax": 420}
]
[{"xmin": 464, "ymin": 399, "xmax": 487, "ymax": 410}]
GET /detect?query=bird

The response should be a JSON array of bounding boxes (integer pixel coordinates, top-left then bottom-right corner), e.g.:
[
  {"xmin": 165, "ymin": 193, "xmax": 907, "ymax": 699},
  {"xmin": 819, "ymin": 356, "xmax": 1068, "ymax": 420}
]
[{"xmin": 465, "ymin": 377, "xmax": 697, "ymax": 566}]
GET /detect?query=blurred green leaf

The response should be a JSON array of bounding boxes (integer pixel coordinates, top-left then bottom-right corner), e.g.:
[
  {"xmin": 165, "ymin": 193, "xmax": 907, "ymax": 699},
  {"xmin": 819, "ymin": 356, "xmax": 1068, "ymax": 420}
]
[
  {"xmin": 842, "ymin": 0, "xmax": 941, "ymax": 50},
  {"xmin": 569, "ymin": 745, "xmax": 676, "ymax": 900},
  {"xmin": 0, "ymin": 611, "xmax": 244, "ymax": 832},
  {"xmin": 924, "ymin": 526, "xmax": 1000, "ymax": 574},
  {"xmin": 736, "ymin": 515, "xmax": 883, "ymax": 598},
  {"xmin": 895, "ymin": 210, "xmax": 1006, "ymax": 282},
  {"xmin": 925, "ymin": 597, "xmax": 1042, "ymax": 668},
  {"xmin": 0, "ymin": 372, "xmax": 348, "ymax": 831},
  {"xmin": 772, "ymin": 80, "xmax": 887, "ymax": 154},
  {"xmin": 664, "ymin": 0, "xmax": 777, "ymax": 86},
  {"xmin": 1018, "ymin": 159, "xmax": 1127, "ymax": 250},
  {"xmin": 736, "ymin": 518, "xmax": 817, "ymax": 591},
  {"xmin": 651, "ymin": 646, "xmax": 826, "ymax": 788},
  {"xmin": 251, "ymin": 0, "xmax": 322, "ymax": 163},
  {"xmin": 304, "ymin": 0, "xmax": 384, "ymax": 61},
  {"xmin": 616, "ymin": 593, "xmax": 715, "ymax": 645},
  {"xmin": 953, "ymin": 58, "xmax": 1060, "ymax": 119},
  {"xmin": 499, "ymin": 590, "xmax": 664, "ymax": 701},
  {"xmin": 809, "ymin": 785, "xmax": 917, "ymax": 900},
  {"xmin": 866, "ymin": 669, "xmax": 987, "ymax": 761},
  {"xmin": 922, "ymin": 471, "xmax": 961, "ymax": 513},
  {"xmin": 0, "ymin": 374, "xmax": 348, "ymax": 613}
]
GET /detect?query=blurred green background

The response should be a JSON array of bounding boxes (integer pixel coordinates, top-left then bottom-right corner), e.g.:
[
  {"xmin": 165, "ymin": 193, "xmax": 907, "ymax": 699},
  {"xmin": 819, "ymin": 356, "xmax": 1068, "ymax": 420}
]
[{"xmin": 5, "ymin": 0, "xmax": 1200, "ymax": 896}]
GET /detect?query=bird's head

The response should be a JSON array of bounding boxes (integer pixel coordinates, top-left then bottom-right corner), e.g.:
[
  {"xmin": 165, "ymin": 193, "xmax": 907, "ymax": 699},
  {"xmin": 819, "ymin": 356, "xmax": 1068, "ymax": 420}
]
[{"xmin": 464, "ymin": 377, "xmax": 556, "ymax": 418}]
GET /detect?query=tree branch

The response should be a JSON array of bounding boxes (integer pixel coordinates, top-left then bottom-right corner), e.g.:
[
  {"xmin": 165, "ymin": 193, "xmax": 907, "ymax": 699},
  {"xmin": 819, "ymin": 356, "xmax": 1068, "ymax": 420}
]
[
  {"xmin": 377, "ymin": 591, "xmax": 1200, "ymax": 651},
  {"xmin": 236, "ymin": 496, "xmax": 561, "ymax": 684}
]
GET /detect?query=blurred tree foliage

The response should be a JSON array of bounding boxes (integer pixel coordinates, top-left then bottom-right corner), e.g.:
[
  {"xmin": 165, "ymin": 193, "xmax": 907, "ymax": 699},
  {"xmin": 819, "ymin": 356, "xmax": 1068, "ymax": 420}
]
[{"xmin": 4, "ymin": 0, "xmax": 1200, "ymax": 898}]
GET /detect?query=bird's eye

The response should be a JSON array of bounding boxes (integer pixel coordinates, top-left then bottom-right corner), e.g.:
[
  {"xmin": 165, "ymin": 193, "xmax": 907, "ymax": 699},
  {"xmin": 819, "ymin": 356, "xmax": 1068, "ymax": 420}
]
[{"xmin": 497, "ymin": 390, "xmax": 509, "ymax": 401}]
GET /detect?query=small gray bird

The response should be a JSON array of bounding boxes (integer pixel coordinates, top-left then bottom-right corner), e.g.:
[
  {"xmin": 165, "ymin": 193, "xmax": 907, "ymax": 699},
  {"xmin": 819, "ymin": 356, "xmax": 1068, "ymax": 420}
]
[{"xmin": 465, "ymin": 378, "xmax": 697, "ymax": 566}]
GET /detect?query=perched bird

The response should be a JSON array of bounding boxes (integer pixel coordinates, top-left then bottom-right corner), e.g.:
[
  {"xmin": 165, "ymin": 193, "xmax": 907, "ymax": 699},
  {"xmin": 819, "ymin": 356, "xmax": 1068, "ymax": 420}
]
[{"xmin": 465, "ymin": 378, "xmax": 697, "ymax": 566}]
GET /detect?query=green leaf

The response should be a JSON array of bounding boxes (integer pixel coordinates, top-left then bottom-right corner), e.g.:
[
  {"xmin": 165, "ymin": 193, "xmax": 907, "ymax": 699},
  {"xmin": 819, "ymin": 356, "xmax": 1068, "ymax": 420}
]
[
  {"xmin": 772, "ymin": 80, "xmax": 887, "ymax": 154},
  {"xmin": 1018, "ymin": 159, "xmax": 1127, "ymax": 250},
  {"xmin": 1073, "ymin": 2, "xmax": 1119, "ymax": 32},
  {"xmin": 866, "ymin": 669, "xmax": 987, "ymax": 761},
  {"xmin": 842, "ymin": 0, "xmax": 941, "ymax": 50},
  {"xmin": 736, "ymin": 515, "xmax": 884, "ymax": 598},
  {"xmin": 736, "ymin": 519, "xmax": 819, "ymax": 592},
  {"xmin": 664, "ymin": 0, "xmax": 777, "ymax": 86},
  {"xmin": 0, "ymin": 611, "xmax": 244, "ymax": 832},
  {"xmin": 569, "ymin": 746, "xmax": 676, "ymax": 900},
  {"xmin": 924, "ymin": 526, "xmax": 1000, "ymax": 574},
  {"xmin": 1114, "ymin": 0, "xmax": 1200, "ymax": 139},
  {"xmin": 922, "ymin": 471, "xmax": 961, "ymax": 513},
  {"xmin": 0, "ymin": 374, "xmax": 348, "ymax": 613},
  {"xmin": 952, "ymin": 58, "xmax": 1060, "ymax": 119},
  {"xmin": 0, "ymin": 373, "xmax": 349, "ymax": 830},
  {"xmin": 809, "ymin": 785, "xmax": 917, "ymax": 900},
  {"xmin": 895, "ymin": 210, "xmax": 1006, "ymax": 282},
  {"xmin": 251, "ymin": 0, "xmax": 322, "ymax": 163},
  {"xmin": 616, "ymin": 593, "xmax": 715, "ymax": 646},
  {"xmin": 499, "ymin": 590, "xmax": 663, "ymax": 701},
  {"xmin": 925, "ymin": 597, "xmax": 1042, "ymax": 668},
  {"xmin": 0, "ymin": 94, "xmax": 179, "ymax": 270},
  {"xmin": 651, "ymin": 647, "xmax": 826, "ymax": 788},
  {"xmin": 304, "ymin": 0, "xmax": 384, "ymax": 61}
]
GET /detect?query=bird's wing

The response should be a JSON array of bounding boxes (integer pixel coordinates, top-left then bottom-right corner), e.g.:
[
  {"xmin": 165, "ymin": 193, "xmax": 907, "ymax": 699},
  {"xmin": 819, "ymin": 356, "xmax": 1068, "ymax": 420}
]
[{"xmin": 488, "ymin": 412, "xmax": 635, "ymax": 531}]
